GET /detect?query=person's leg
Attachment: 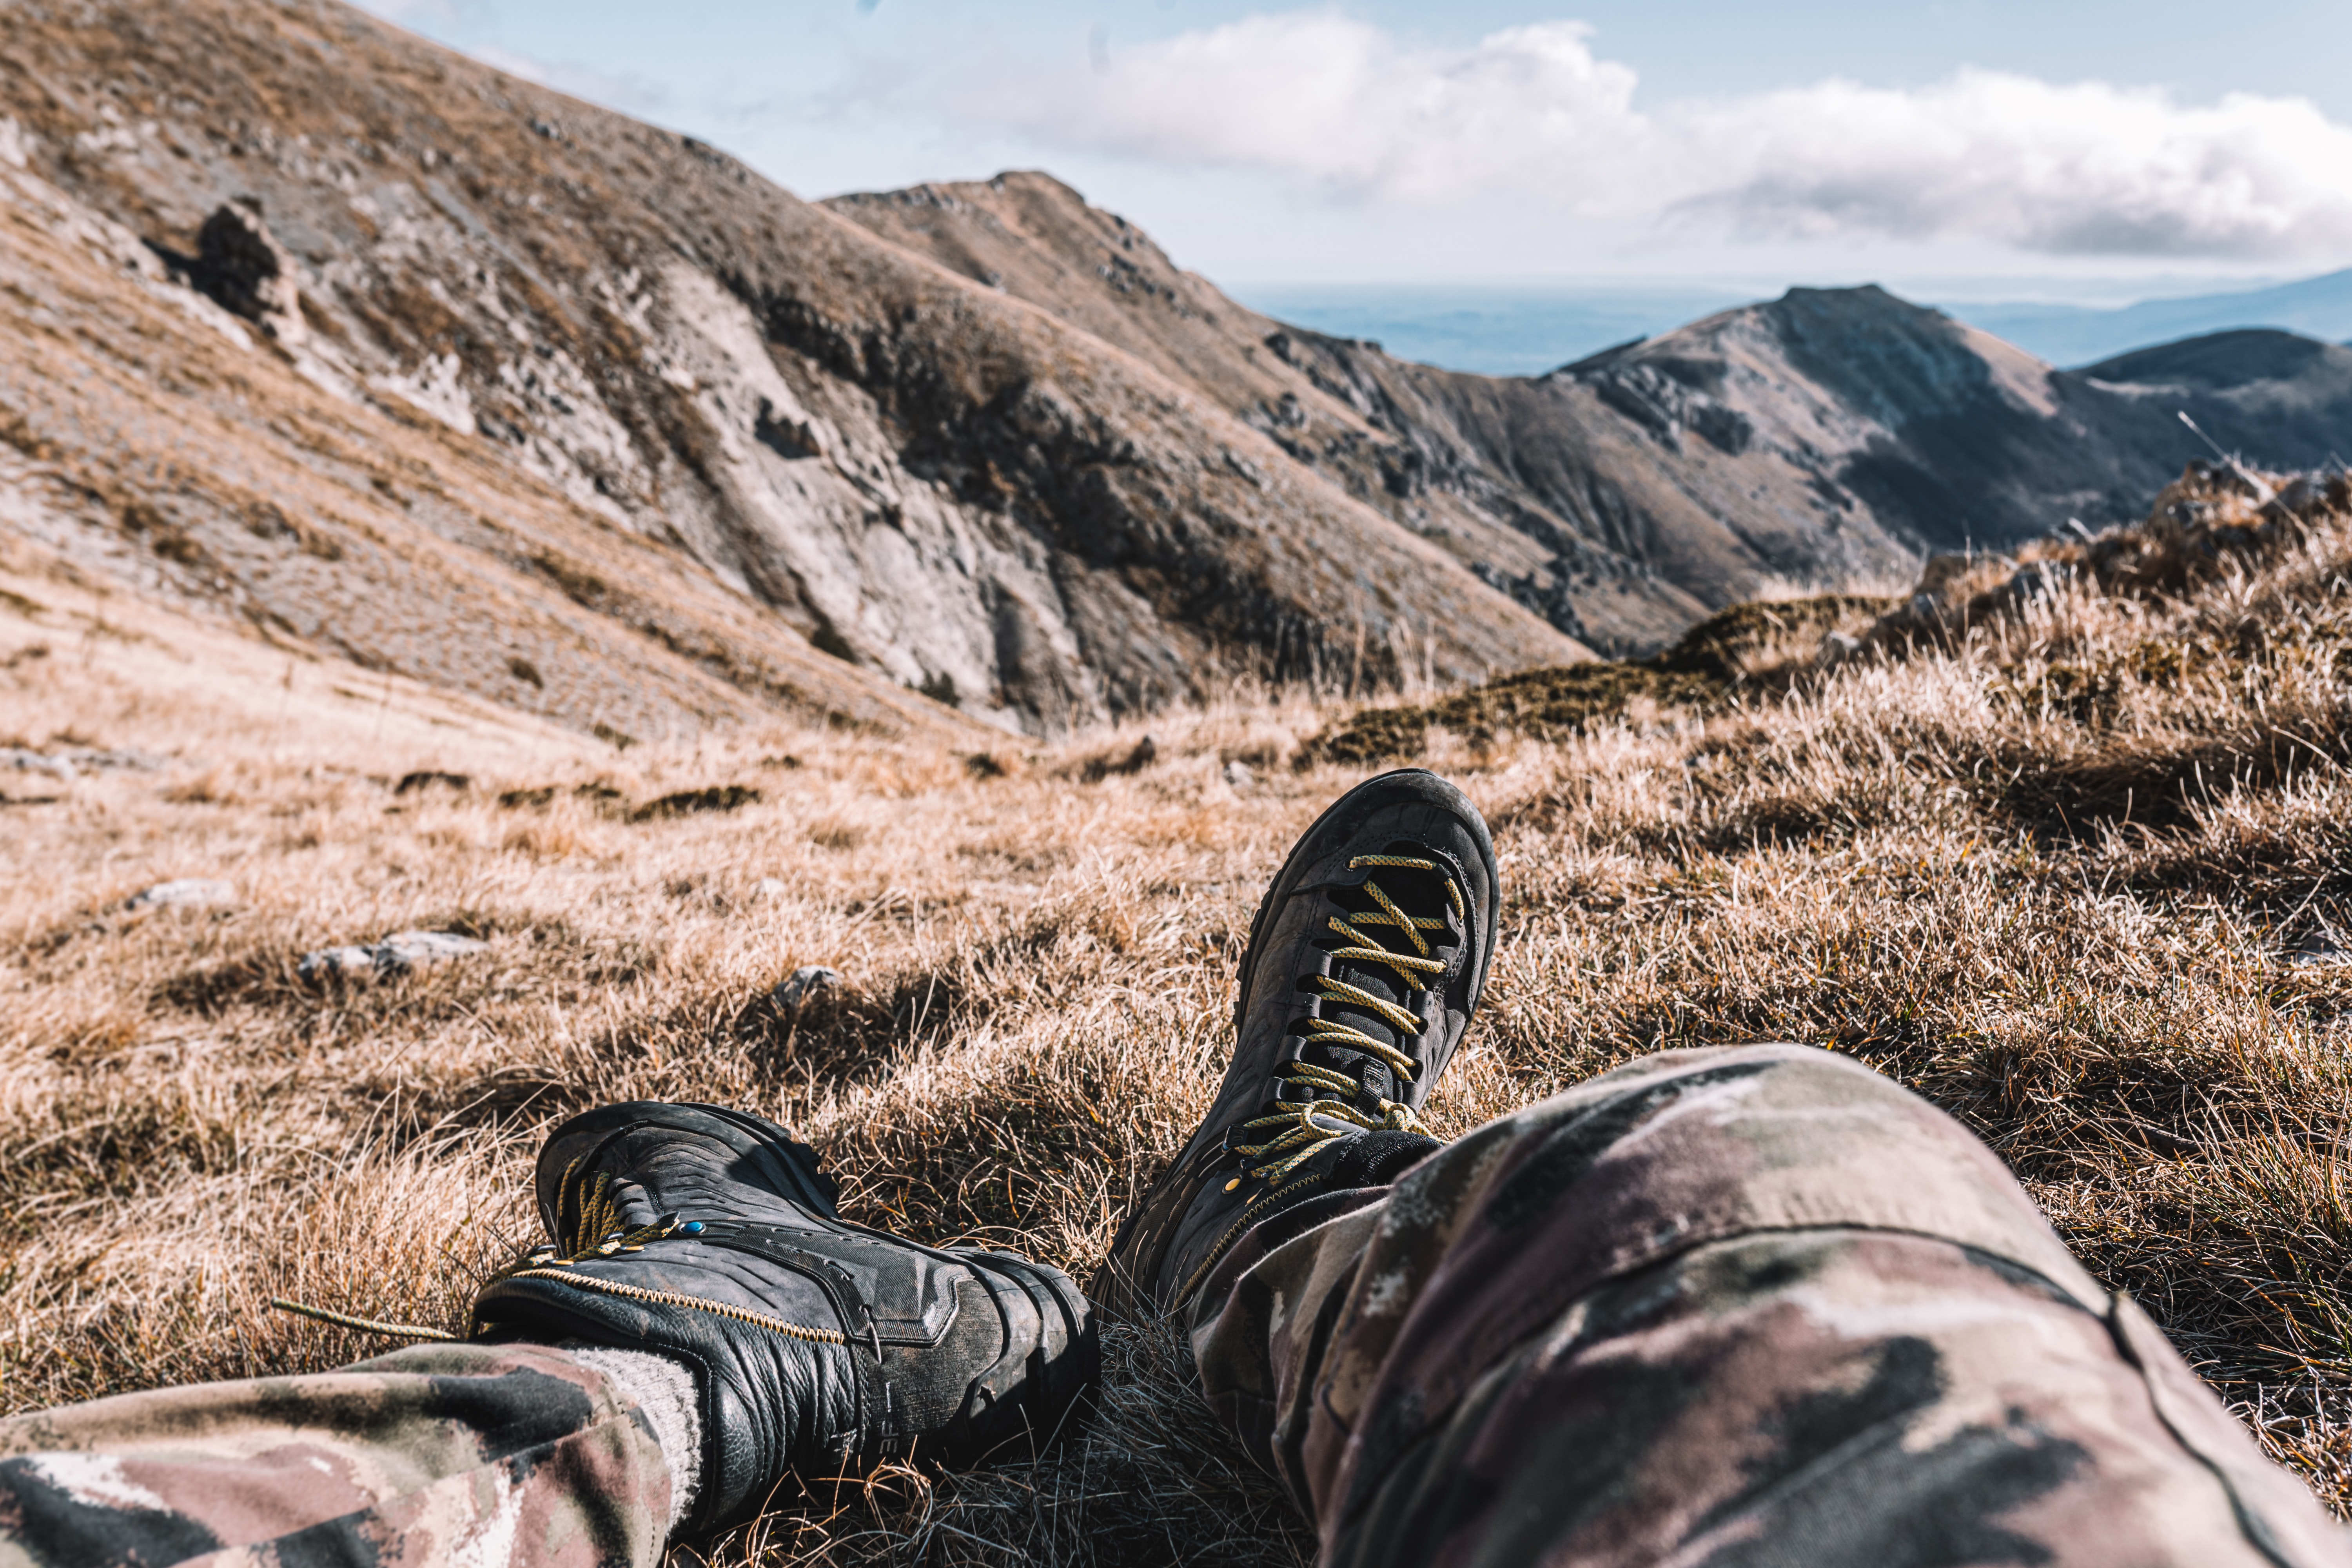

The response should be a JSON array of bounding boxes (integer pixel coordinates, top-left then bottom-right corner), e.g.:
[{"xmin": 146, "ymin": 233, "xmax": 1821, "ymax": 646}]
[
  {"xmin": 1189, "ymin": 1045, "xmax": 2350, "ymax": 1567},
  {"xmin": 0, "ymin": 1100, "xmax": 1096, "ymax": 1568},
  {"xmin": 0, "ymin": 1343, "xmax": 676, "ymax": 1568},
  {"xmin": 1098, "ymin": 768, "xmax": 2349, "ymax": 1565}
]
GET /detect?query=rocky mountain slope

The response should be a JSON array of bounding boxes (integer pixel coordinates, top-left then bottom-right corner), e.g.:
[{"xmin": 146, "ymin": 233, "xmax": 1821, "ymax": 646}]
[
  {"xmin": 0, "ymin": 0, "xmax": 1582, "ymax": 739},
  {"xmin": 0, "ymin": 154, "xmax": 964, "ymax": 747}
]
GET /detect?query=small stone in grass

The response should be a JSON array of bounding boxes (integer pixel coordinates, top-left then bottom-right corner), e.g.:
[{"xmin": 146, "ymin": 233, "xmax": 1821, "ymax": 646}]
[
  {"xmin": 2285, "ymin": 922, "xmax": 2352, "ymax": 969},
  {"xmin": 298, "ymin": 929, "xmax": 487, "ymax": 983},
  {"xmin": 5, "ymin": 746, "xmax": 168, "ymax": 779},
  {"xmin": 755, "ymin": 877, "xmax": 788, "ymax": 898},
  {"xmin": 3, "ymin": 748, "xmax": 76, "ymax": 780},
  {"xmin": 766, "ymin": 965, "xmax": 840, "ymax": 1012},
  {"xmin": 126, "ymin": 878, "xmax": 236, "ymax": 911}
]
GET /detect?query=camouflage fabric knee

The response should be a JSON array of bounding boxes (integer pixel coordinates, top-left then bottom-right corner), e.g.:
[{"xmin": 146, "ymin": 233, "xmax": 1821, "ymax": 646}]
[
  {"xmin": 0, "ymin": 1342, "xmax": 670, "ymax": 1568},
  {"xmin": 1189, "ymin": 1042, "xmax": 2352, "ymax": 1567}
]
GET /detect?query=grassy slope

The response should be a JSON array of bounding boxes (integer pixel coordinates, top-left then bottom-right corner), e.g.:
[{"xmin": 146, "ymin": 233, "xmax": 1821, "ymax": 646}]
[{"xmin": 7, "ymin": 477, "xmax": 2352, "ymax": 1563}]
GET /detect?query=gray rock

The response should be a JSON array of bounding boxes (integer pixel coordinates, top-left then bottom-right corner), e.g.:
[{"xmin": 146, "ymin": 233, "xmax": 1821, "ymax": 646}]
[
  {"xmin": 2, "ymin": 746, "xmax": 168, "ymax": 779},
  {"xmin": 194, "ymin": 201, "xmax": 307, "ymax": 345},
  {"xmin": 298, "ymin": 928, "xmax": 486, "ymax": 983},
  {"xmin": 375, "ymin": 930, "xmax": 488, "ymax": 969},
  {"xmin": 1223, "ymin": 758, "xmax": 1255, "ymax": 791},
  {"xmin": 79, "ymin": 748, "xmax": 166, "ymax": 771},
  {"xmin": 3, "ymin": 748, "xmax": 75, "ymax": 780},
  {"xmin": 766, "ymin": 964, "xmax": 840, "ymax": 1011},
  {"xmin": 127, "ymin": 878, "xmax": 236, "ymax": 911},
  {"xmin": 1813, "ymin": 630, "xmax": 1862, "ymax": 670},
  {"xmin": 2284, "ymin": 922, "xmax": 2352, "ymax": 969},
  {"xmin": 754, "ymin": 877, "xmax": 789, "ymax": 898},
  {"xmin": 296, "ymin": 944, "xmax": 378, "ymax": 982},
  {"xmin": 2272, "ymin": 475, "xmax": 2326, "ymax": 518}
]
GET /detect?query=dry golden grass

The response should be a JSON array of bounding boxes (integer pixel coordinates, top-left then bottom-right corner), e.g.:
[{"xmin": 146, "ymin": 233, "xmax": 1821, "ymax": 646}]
[{"xmin": 9, "ymin": 477, "xmax": 2352, "ymax": 1562}]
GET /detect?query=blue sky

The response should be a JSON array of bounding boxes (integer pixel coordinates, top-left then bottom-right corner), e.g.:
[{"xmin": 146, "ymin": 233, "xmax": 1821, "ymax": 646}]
[{"xmin": 355, "ymin": 2, "xmax": 2352, "ymax": 296}]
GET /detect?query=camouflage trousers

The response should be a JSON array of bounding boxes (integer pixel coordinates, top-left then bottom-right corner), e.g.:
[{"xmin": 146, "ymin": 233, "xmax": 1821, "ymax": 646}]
[
  {"xmin": 4, "ymin": 1045, "xmax": 2348, "ymax": 1568},
  {"xmin": 1189, "ymin": 1044, "xmax": 2352, "ymax": 1567},
  {"xmin": 0, "ymin": 1342, "xmax": 672, "ymax": 1568}
]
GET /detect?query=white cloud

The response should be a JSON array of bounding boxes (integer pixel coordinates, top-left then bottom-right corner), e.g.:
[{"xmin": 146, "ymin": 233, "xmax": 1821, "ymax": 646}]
[
  {"xmin": 956, "ymin": 16, "xmax": 1646, "ymax": 205},
  {"xmin": 1681, "ymin": 73, "xmax": 2352, "ymax": 258},
  {"xmin": 949, "ymin": 11, "xmax": 2352, "ymax": 261}
]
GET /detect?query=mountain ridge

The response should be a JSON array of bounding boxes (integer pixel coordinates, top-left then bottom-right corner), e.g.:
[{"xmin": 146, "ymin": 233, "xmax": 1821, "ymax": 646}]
[
  {"xmin": 835, "ymin": 174, "xmax": 2352, "ymax": 649},
  {"xmin": 1958, "ymin": 269, "xmax": 2352, "ymax": 367}
]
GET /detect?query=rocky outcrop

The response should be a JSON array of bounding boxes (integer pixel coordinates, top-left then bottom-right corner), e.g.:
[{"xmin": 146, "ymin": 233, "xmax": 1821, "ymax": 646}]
[
  {"xmin": 188, "ymin": 200, "xmax": 306, "ymax": 343},
  {"xmin": 0, "ymin": 149, "xmax": 973, "ymax": 746},
  {"xmin": 1857, "ymin": 457, "xmax": 2352, "ymax": 652}
]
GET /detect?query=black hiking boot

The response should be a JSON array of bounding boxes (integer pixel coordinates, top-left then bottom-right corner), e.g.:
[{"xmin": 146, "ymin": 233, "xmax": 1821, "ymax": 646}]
[
  {"xmin": 471, "ymin": 1102, "xmax": 1096, "ymax": 1535},
  {"xmin": 1094, "ymin": 768, "xmax": 1499, "ymax": 1316}
]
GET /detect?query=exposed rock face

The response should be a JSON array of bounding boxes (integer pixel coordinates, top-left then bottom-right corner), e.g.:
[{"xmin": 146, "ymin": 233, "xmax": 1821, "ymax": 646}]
[
  {"xmin": 0, "ymin": 0, "xmax": 1581, "ymax": 738},
  {"xmin": 0, "ymin": 147, "xmax": 969, "ymax": 747},
  {"xmin": 192, "ymin": 200, "xmax": 305, "ymax": 343},
  {"xmin": 827, "ymin": 173, "xmax": 1722, "ymax": 657}
]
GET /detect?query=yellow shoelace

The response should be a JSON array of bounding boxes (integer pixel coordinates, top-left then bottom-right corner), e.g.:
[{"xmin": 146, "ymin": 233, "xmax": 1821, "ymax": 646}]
[
  {"xmin": 270, "ymin": 1172, "xmax": 694, "ymax": 1341},
  {"xmin": 499, "ymin": 1168, "xmax": 699, "ymax": 1276},
  {"xmin": 1228, "ymin": 854, "xmax": 1464, "ymax": 1186}
]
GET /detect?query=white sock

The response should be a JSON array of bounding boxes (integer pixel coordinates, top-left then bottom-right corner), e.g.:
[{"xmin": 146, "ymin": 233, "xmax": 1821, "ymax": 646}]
[{"xmin": 563, "ymin": 1344, "xmax": 704, "ymax": 1533}]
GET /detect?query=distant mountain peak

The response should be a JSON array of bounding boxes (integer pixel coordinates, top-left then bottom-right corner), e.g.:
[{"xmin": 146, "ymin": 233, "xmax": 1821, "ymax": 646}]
[{"xmin": 1954, "ymin": 267, "xmax": 2352, "ymax": 367}]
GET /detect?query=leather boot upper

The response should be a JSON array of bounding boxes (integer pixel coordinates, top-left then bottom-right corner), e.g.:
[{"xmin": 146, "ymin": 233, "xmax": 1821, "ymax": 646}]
[
  {"xmin": 1096, "ymin": 769, "xmax": 1499, "ymax": 1316},
  {"xmin": 472, "ymin": 1101, "xmax": 1096, "ymax": 1535}
]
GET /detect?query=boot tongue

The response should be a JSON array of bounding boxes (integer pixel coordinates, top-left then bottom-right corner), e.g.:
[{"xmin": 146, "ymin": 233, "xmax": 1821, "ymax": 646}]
[
  {"xmin": 604, "ymin": 1175, "xmax": 662, "ymax": 1231},
  {"xmin": 1307, "ymin": 951, "xmax": 1408, "ymax": 1104},
  {"xmin": 606, "ymin": 1135, "xmax": 746, "ymax": 1226},
  {"xmin": 1296, "ymin": 870, "xmax": 1457, "ymax": 1109}
]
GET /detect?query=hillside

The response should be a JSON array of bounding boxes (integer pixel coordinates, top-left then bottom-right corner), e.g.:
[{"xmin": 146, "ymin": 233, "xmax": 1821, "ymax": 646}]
[
  {"xmin": 0, "ymin": 0, "xmax": 1583, "ymax": 739},
  {"xmin": 0, "ymin": 152, "xmax": 973, "ymax": 749},
  {"xmin": 7, "ymin": 466, "xmax": 2352, "ymax": 1563},
  {"xmin": 2075, "ymin": 330, "xmax": 2352, "ymax": 466}
]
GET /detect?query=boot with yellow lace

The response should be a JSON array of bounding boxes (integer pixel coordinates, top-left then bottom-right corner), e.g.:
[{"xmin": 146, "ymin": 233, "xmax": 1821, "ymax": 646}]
[{"xmin": 1093, "ymin": 768, "xmax": 1499, "ymax": 1318}]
